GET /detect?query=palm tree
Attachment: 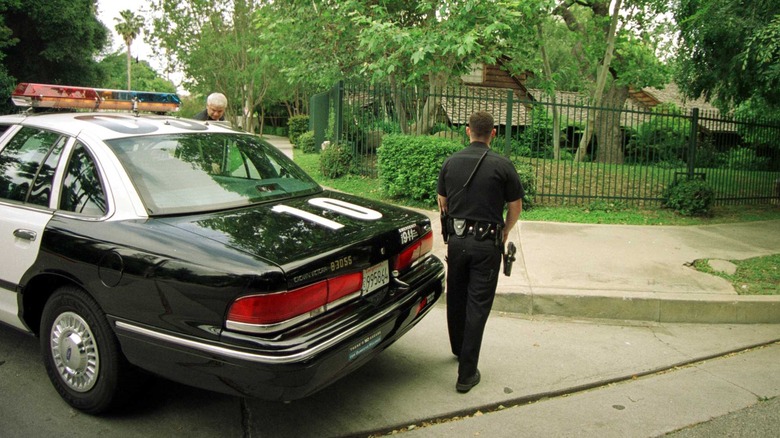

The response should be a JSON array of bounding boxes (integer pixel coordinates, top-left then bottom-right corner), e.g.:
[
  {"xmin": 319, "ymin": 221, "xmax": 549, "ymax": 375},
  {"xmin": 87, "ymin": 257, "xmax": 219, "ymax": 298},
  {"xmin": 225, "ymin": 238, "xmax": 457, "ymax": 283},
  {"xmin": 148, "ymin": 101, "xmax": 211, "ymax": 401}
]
[{"xmin": 114, "ymin": 10, "xmax": 144, "ymax": 90}]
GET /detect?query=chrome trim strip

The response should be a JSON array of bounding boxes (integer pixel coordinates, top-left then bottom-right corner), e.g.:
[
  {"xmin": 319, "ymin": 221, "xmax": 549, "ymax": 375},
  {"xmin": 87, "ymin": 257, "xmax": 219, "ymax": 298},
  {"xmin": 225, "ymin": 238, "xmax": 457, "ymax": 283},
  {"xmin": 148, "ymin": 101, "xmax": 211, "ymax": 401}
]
[
  {"xmin": 325, "ymin": 290, "xmax": 362, "ymax": 311},
  {"xmin": 225, "ymin": 308, "xmax": 323, "ymax": 334},
  {"xmin": 114, "ymin": 288, "xmax": 425, "ymax": 365}
]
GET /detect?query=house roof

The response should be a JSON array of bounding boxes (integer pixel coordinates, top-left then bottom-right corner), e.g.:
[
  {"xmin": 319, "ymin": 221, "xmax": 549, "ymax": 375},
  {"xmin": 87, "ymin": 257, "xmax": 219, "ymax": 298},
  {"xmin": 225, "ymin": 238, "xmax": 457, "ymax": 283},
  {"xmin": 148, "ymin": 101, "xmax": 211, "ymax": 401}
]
[
  {"xmin": 439, "ymin": 85, "xmax": 530, "ymax": 126},
  {"xmin": 629, "ymin": 83, "xmax": 718, "ymax": 113},
  {"xmin": 629, "ymin": 83, "xmax": 736, "ymax": 133},
  {"xmin": 523, "ymin": 84, "xmax": 737, "ymax": 133}
]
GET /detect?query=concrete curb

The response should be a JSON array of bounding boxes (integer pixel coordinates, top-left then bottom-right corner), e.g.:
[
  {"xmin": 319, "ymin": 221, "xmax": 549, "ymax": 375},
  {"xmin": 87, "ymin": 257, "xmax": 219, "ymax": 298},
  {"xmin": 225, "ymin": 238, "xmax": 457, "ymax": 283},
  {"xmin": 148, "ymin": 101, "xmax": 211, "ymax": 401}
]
[{"xmin": 492, "ymin": 288, "xmax": 780, "ymax": 324}]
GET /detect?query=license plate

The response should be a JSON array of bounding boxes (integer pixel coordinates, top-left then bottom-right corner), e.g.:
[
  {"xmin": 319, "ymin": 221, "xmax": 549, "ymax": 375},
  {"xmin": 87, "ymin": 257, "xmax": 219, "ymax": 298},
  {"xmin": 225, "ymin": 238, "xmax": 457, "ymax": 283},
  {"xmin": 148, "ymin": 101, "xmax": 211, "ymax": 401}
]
[{"xmin": 362, "ymin": 260, "xmax": 389, "ymax": 295}]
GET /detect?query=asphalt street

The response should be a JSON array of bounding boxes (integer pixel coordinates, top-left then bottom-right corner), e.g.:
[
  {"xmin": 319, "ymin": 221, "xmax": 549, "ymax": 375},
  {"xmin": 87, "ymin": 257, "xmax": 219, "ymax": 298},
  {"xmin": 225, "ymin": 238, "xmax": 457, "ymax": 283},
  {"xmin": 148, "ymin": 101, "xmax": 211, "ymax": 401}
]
[{"xmin": 2, "ymin": 307, "xmax": 779, "ymax": 437}]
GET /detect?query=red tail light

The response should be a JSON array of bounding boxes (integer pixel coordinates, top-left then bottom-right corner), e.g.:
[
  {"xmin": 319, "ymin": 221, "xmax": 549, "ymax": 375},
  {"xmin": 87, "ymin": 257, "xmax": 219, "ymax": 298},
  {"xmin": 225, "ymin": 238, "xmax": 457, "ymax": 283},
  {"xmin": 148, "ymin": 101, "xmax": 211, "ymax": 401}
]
[
  {"xmin": 227, "ymin": 271, "xmax": 364, "ymax": 326},
  {"xmin": 327, "ymin": 272, "xmax": 363, "ymax": 302},
  {"xmin": 393, "ymin": 231, "xmax": 433, "ymax": 273},
  {"xmin": 228, "ymin": 281, "xmax": 328, "ymax": 325}
]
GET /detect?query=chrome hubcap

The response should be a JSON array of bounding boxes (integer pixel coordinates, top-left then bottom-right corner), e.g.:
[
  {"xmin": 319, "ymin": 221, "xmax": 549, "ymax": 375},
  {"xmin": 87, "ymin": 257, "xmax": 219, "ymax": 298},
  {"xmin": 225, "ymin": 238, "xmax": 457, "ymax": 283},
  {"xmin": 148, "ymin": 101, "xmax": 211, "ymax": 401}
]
[{"xmin": 50, "ymin": 312, "xmax": 99, "ymax": 392}]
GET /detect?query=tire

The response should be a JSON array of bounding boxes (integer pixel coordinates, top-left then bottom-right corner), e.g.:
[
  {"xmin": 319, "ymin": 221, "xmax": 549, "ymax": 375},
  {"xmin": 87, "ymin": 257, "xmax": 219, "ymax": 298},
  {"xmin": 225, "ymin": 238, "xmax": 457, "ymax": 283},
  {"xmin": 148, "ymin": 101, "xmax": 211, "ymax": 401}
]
[{"xmin": 40, "ymin": 285, "xmax": 128, "ymax": 414}]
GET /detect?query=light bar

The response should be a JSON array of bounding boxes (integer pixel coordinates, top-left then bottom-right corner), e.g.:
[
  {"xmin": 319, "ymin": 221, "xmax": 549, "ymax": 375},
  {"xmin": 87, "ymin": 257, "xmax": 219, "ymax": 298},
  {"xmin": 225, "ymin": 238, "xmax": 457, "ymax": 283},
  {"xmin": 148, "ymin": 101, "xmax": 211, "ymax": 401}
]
[{"xmin": 11, "ymin": 83, "xmax": 181, "ymax": 113}]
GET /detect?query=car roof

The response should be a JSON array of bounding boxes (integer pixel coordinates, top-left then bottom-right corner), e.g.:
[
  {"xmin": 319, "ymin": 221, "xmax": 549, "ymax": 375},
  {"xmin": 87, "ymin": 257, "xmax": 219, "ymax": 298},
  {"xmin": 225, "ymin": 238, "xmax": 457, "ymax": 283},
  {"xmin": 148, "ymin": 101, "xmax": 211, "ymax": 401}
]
[{"xmin": 0, "ymin": 111, "xmax": 240, "ymax": 141}]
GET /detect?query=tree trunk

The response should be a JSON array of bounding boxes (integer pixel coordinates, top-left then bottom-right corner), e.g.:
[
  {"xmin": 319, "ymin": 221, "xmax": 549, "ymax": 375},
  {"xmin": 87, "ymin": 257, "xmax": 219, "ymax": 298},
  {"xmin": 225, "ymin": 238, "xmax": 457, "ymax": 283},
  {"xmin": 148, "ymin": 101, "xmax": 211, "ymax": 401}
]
[
  {"xmin": 413, "ymin": 72, "xmax": 447, "ymax": 136},
  {"xmin": 537, "ymin": 23, "xmax": 561, "ymax": 159},
  {"xmin": 594, "ymin": 84, "xmax": 629, "ymax": 164},
  {"xmin": 125, "ymin": 46, "xmax": 132, "ymax": 90},
  {"xmin": 390, "ymin": 76, "xmax": 409, "ymax": 135},
  {"xmin": 574, "ymin": 0, "xmax": 622, "ymax": 162},
  {"xmin": 258, "ymin": 106, "xmax": 265, "ymax": 136}
]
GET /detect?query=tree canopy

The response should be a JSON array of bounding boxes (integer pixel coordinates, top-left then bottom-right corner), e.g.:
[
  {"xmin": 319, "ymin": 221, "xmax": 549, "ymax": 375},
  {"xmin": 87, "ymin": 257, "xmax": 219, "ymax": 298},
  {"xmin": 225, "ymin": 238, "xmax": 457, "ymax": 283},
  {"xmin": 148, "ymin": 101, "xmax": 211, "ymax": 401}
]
[
  {"xmin": 148, "ymin": 0, "xmax": 289, "ymax": 129},
  {"xmin": 675, "ymin": 0, "xmax": 780, "ymax": 112},
  {"xmin": 523, "ymin": 0, "xmax": 673, "ymax": 163},
  {"xmin": 97, "ymin": 52, "xmax": 176, "ymax": 93},
  {"xmin": 0, "ymin": 0, "xmax": 108, "ymax": 92},
  {"xmin": 264, "ymin": 0, "xmax": 548, "ymax": 133}
]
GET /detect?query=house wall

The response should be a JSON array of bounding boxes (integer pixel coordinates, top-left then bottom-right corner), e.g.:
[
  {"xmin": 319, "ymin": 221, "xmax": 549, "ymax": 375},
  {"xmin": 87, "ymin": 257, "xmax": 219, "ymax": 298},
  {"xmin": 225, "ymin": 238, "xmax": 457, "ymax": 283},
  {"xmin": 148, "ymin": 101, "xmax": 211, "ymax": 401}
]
[{"xmin": 461, "ymin": 63, "xmax": 533, "ymax": 100}]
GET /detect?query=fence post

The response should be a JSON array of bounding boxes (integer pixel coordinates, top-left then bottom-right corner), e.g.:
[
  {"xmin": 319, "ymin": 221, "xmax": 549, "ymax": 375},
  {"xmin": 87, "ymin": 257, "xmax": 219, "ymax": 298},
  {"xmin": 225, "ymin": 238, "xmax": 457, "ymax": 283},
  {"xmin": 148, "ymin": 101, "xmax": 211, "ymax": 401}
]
[
  {"xmin": 687, "ymin": 107, "xmax": 699, "ymax": 179},
  {"xmin": 504, "ymin": 90, "xmax": 513, "ymax": 157},
  {"xmin": 333, "ymin": 81, "xmax": 344, "ymax": 145},
  {"xmin": 310, "ymin": 90, "xmax": 329, "ymax": 150}
]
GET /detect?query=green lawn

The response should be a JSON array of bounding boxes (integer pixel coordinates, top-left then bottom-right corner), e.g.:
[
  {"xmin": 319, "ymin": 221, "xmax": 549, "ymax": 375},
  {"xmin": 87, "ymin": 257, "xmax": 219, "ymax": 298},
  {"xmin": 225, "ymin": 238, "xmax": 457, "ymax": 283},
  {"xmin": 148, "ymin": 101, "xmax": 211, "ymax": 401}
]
[
  {"xmin": 522, "ymin": 157, "xmax": 780, "ymax": 204},
  {"xmin": 693, "ymin": 255, "xmax": 780, "ymax": 295}
]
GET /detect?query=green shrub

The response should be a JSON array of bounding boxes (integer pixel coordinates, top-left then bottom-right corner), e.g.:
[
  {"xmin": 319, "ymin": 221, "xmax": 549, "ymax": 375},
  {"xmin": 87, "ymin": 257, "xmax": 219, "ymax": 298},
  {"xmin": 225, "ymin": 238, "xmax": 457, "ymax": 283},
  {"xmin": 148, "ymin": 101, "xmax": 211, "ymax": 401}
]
[
  {"xmin": 514, "ymin": 161, "xmax": 537, "ymax": 210},
  {"xmin": 320, "ymin": 143, "xmax": 354, "ymax": 178},
  {"xmin": 288, "ymin": 115, "xmax": 309, "ymax": 146},
  {"xmin": 377, "ymin": 134, "xmax": 462, "ymax": 205},
  {"xmin": 275, "ymin": 126, "xmax": 288, "ymax": 136},
  {"xmin": 511, "ymin": 139, "xmax": 533, "ymax": 157},
  {"xmin": 716, "ymin": 147, "xmax": 769, "ymax": 171},
  {"xmin": 516, "ymin": 105, "xmax": 557, "ymax": 158},
  {"xmin": 624, "ymin": 104, "xmax": 690, "ymax": 165},
  {"xmin": 298, "ymin": 131, "xmax": 317, "ymax": 154},
  {"xmin": 661, "ymin": 178, "xmax": 714, "ymax": 216}
]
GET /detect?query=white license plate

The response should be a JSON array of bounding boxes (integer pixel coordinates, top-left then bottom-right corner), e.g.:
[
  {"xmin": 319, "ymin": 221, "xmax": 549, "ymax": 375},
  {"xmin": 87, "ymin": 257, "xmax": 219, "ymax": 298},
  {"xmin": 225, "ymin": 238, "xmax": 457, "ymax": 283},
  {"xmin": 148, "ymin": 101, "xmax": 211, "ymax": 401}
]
[{"xmin": 362, "ymin": 260, "xmax": 389, "ymax": 295}]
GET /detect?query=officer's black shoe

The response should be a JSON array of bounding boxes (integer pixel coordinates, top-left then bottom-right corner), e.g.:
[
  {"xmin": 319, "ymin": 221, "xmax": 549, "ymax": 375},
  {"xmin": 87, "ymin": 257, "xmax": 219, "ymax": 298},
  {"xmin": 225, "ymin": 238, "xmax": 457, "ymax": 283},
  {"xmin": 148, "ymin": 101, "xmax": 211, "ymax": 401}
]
[{"xmin": 456, "ymin": 369, "xmax": 481, "ymax": 393}]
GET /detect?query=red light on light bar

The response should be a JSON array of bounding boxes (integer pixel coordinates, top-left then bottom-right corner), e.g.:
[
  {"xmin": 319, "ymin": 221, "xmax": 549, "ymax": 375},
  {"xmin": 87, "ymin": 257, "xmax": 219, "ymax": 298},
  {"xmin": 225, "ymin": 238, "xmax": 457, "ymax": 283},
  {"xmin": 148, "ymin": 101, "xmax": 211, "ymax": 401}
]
[{"xmin": 11, "ymin": 83, "xmax": 180, "ymax": 112}]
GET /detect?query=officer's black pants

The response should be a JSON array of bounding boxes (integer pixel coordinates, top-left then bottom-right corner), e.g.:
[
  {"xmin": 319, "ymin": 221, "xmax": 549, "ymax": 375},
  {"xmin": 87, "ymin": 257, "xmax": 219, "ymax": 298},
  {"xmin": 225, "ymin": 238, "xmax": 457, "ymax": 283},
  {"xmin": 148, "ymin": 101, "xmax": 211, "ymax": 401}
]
[{"xmin": 446, "ymin": 234, "xmax": 502, "ymax": 379}]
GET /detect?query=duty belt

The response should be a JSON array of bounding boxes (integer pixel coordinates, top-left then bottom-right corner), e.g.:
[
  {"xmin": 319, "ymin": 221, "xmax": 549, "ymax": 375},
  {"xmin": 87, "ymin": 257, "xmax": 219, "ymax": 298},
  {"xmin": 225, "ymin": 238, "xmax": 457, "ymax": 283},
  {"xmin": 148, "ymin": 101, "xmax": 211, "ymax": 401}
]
[{"xmin": 447, "ymin": 217, "xmax": 502, "ymax": 244}]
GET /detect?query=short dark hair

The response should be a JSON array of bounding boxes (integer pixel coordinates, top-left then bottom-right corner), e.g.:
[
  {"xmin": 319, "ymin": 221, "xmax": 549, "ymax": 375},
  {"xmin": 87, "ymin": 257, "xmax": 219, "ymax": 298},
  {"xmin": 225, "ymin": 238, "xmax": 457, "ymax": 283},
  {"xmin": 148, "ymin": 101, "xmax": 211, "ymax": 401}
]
[{"xmin": 469, "ymin": 111, "xmax": 494, "ymax": 139}]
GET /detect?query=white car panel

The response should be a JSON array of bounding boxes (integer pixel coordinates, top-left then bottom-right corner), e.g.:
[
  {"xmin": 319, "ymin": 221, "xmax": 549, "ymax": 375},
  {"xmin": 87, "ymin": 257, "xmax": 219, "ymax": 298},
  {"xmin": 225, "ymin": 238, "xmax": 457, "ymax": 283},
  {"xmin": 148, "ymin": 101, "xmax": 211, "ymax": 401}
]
[{"xmin": 0, "ymin": 203, "xmax": 52, "ymax": 330}]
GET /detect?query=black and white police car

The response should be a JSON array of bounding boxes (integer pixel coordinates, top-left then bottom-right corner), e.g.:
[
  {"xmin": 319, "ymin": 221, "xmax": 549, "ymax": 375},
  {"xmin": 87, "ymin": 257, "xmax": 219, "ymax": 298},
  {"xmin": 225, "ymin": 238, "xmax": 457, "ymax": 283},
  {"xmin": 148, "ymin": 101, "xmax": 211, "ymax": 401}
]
[{"xmin": 0, "ymin": 83, "xmax": 444, "ymax": 413}]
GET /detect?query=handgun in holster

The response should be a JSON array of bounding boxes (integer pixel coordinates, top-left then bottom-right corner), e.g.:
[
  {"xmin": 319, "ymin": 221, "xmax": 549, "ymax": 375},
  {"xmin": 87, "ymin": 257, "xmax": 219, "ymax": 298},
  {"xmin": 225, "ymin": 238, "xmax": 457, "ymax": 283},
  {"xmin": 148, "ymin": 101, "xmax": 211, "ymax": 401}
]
[
  {"xmin": 440, "ymin": 213, "xmax": 449, "ymax": 243},
  {"xmin": 503, "ymin": 242, "xmax": 517, "ymax": 276}
]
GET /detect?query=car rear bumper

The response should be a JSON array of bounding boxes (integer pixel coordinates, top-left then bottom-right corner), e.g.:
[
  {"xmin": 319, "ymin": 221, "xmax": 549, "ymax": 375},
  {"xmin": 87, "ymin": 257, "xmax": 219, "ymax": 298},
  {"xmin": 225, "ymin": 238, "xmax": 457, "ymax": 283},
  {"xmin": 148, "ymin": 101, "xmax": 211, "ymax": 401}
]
[{"xmin": 113, "ymin": 256, "xmax": 445, "ymax": 401}]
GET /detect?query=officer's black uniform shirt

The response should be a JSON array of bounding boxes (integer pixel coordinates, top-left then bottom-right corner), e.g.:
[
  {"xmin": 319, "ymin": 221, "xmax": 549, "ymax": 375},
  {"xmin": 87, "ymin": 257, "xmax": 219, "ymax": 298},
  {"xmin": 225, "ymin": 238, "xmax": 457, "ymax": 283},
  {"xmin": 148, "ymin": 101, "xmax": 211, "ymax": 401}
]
[{"xmin": 437, "ymin": 142, "xmax": 524, "ymax": 225}]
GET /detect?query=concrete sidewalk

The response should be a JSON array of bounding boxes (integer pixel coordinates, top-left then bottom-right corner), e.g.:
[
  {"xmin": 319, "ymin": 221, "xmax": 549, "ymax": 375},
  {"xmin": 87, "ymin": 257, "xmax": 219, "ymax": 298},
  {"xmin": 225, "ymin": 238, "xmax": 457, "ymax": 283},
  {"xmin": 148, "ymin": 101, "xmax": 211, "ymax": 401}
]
[{"xmin": 421, "ymin": 208, "xmax": 780, "ymax": 324}]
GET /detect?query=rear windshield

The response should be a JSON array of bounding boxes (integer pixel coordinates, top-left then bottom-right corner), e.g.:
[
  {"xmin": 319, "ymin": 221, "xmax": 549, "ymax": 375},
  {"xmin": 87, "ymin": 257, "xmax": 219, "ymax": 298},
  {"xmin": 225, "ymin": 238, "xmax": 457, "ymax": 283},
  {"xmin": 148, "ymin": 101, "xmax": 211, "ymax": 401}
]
[{"xmin": 107, "ymin": 133, "xmax": 321, "ymax": 215}]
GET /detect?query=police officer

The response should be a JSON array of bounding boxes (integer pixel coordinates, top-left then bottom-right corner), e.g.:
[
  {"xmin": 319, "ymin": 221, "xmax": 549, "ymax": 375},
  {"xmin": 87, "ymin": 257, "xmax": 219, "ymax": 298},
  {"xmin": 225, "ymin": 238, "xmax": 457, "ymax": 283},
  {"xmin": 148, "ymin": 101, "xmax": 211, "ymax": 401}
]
[{"xmin": 437, "ymin": 110, "xmax": 524, "ymax": 393}]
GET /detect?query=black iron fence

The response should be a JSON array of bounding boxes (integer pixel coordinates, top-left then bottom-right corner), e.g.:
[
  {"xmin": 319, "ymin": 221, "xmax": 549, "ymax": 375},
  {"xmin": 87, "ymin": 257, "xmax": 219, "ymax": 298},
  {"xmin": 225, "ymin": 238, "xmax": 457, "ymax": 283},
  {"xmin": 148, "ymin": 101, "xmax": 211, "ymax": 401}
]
[{"xmin": 310, "ymin": 81, "xmax": 780, "ymax": 206}]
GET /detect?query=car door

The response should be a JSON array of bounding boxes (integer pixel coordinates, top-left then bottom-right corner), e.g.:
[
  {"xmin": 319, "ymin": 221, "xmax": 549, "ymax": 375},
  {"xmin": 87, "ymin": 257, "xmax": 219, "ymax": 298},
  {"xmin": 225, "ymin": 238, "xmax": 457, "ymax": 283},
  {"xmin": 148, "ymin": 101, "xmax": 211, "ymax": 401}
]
[{"xmin": 0, "ymin": 126, "xmax": 67, "ymax": 331}]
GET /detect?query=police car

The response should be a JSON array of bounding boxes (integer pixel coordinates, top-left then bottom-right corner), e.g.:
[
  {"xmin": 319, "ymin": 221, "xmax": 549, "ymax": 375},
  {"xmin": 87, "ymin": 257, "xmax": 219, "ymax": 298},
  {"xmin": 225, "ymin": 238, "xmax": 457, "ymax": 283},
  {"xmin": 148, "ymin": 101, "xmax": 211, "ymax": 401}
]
[{"xmin": 0, "ymin": 83, "xmax": 444, "ymax": 413}]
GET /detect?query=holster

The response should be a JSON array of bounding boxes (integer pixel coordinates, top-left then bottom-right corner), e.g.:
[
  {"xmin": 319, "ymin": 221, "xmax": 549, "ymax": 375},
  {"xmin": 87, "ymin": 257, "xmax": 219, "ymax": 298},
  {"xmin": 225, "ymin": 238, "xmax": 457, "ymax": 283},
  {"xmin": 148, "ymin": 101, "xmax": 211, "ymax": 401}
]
[
  {"xmin": 440, "ymin": 213, "xmax": 449, "ymax": 243},
  {"xmin": 452, "ymin": 218, "xmax": 467, "ymax": 237}
]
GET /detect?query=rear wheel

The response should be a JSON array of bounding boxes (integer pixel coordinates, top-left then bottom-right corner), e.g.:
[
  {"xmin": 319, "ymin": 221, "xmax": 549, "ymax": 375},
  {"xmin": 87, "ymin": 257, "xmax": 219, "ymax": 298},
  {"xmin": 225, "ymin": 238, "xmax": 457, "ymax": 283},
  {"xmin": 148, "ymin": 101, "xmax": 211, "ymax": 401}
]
[{"xmin": 40, "ymin": 285, "xmax": 128, "ymax": 414}]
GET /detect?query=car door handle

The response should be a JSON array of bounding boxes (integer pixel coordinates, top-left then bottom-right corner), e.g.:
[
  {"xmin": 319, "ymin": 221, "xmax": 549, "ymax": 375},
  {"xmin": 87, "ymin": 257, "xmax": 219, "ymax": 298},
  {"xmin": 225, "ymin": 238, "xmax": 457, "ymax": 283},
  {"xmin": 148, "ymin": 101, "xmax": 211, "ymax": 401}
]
[{"xmin": 13, "ymin": 229, "xmax": 37, "ymax": 241}]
